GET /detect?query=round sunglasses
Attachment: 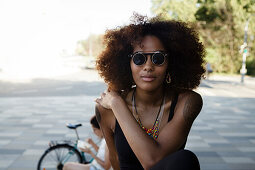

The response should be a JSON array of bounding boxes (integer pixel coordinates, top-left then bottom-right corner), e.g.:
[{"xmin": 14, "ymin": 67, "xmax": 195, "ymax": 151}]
[{"xmin": 128, "ymin": 51, "xmax": 167, "ymax": 66}]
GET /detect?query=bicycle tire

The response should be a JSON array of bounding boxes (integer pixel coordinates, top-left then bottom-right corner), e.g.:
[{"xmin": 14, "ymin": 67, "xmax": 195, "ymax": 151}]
[{"xmin": 37, "ymin": 144, "xmax": 83, "ymax": 170}]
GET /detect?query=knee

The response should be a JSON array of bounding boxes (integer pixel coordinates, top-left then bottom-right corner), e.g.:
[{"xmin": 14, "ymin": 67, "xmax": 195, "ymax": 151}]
[
  {"xmin": 63, "ymin": 162, "xmax": 75, "ymax": 170},
  {"xmin": 150, "ymin": 149, "xmax": 200, "ymax": 170},
  {"xmin": 175, "ymin": 150, "xmax": 200, "ymax": 169},
  {"xmin": 179, "ymin": 149, "xmax": 198, "ymax": 160}
]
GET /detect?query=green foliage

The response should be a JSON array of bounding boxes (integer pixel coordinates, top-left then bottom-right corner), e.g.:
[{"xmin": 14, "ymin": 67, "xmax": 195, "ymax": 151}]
[
  {"xmin": 246, "ymin": 56, "xmax": 255, "ymax": 76},
  {"xmin": 151, "ymin": 0, "xmax": 255, "ymax": 75},
  {"xmin": 205, "ymin": 48, "xmax": 220, "ymax": 63},
  {"xmin": 151, "ymin": 0, "xmax": 198, "ymax": 22},
  {"xmin": 195, "ymin": 6, "xmax": 220, "ymax": 22}
]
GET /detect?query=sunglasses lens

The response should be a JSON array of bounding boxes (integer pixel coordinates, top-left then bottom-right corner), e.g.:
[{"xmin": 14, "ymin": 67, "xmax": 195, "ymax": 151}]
[
  {"xmin": 133, "ymin": 53, "xmax": 146, "ymax": 65},
  {"xmin": 152, "ymin": 53, "xmax": 165, "ymax": 65}
]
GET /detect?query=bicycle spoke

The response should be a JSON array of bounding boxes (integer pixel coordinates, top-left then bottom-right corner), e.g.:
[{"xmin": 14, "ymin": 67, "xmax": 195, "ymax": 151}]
[
  {"xmin": 59, "ymin": 147, "xmax": 69, "ymax": 163},
  {"xmin": 54, "ymin": 147, "xmax": 61, "ymax": 162},
  {"xmin": 38, "ymin": 145, "xmax": 82, "ymax": 170},
  {"xmin": 42, "ymin": 152, "xmax": 58, "ymax": 164},
  {"xmin": 48, "ymin": 151, "xmax": 59, "ymax": 163}
]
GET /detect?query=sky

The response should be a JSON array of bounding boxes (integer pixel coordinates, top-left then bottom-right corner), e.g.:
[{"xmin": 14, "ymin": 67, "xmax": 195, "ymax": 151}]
[{"xmin": 0, "ymin": 0, "xmax": 152, "ymax": 80}]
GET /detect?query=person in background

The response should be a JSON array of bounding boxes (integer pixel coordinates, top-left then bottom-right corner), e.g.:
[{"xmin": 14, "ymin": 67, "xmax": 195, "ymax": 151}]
[
  {"xmin": 63, "ymin": 115, "xmax": 111, "ymax": 170},
  {"xmin": 95, "ymin": 13, "xmax": 205, "ymax": 170},
  {"xmin": 206, "ymin": 63, "xmax": 213, "ymax": 79}
]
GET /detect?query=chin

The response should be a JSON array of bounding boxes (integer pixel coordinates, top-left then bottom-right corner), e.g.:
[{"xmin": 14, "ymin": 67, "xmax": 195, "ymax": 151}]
[{"xmin": 138, "ymin": 83, "xmax": 161, "ymax": 92}]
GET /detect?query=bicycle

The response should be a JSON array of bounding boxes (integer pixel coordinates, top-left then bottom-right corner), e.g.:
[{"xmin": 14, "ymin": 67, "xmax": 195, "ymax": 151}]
[{"xmin": 37, "ymin": 123, "xmax": 94, "ymax": 170}]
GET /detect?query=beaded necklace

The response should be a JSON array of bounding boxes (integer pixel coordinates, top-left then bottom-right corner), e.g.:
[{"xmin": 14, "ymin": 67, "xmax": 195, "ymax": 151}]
[{"xmin": 132, "ymin": 89, "xmax": 165, "ymax": 140}]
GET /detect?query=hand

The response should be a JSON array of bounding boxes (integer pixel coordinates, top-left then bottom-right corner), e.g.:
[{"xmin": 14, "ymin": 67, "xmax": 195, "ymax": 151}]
[
  {"xmin": 79, "ymin": 146, "xmax": 92, "ymax": 154},
  {"xmin": 87, "ymin": 138, "xmax": 93, "ymax": 145},
  {"xmin": 95, "ymin": 88, "xmax": 121, "ymax": 109}
]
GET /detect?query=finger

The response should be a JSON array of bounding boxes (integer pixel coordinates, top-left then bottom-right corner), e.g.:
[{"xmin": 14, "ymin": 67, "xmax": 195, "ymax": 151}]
[
  {"xmin": 95, "ymin": 98, "xmax": 101, "ymax": 104},
  {"xmin": 100, "ymin": 93, "xmax": 106, "ymax": 99}
]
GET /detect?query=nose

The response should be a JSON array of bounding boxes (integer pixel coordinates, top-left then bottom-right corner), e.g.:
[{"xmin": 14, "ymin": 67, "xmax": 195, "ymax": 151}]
[{"xmin": 143, "ymin": 55, "xmax": 154, "ymax": 71}]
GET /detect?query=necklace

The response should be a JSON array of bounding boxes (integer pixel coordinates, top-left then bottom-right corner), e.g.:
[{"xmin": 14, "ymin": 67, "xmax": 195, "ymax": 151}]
[{"xmin": 132, "ymin": 89, "xmax": 165, "ymax": 140}]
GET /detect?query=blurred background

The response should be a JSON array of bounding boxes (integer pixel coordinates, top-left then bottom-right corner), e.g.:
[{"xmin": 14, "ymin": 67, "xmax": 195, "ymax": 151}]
[
  {"xmin": 1, "ymin": 0, "xmax": 255, "ymax": 82},
  {"xmin": 0, "ymin": 0, "xmax": 255, "ymax": 170},
  {"xmin": 0, "ymin": 0, "xmax": 152, "ymax": 82}
]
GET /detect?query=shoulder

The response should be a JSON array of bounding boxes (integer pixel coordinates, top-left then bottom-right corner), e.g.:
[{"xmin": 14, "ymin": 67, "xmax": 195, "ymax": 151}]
[
  {"xmin": 95, "ymin": 104, "xmax": 116, "ymax": 131},
  {"xmin": 177, "ymin": 90, "xmax": 203, "ymax": 125},
  {"xmin": 178, "ymin": 90, "xmax": 202, "ymax": 104}
]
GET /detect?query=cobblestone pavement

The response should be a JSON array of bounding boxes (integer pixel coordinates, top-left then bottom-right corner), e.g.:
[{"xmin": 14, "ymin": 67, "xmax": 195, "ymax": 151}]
[{"xmin": 0, "ymin": 70, "xmax": 254, "ymax": 170}]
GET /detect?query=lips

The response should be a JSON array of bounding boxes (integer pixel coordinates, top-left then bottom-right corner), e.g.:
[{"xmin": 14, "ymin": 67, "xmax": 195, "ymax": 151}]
[{"xmin": 141, "ymin": 75, "xmax": 156, "ymax": 82}]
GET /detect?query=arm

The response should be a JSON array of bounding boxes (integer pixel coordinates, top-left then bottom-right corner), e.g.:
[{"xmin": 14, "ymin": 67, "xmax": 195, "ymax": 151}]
[
  {"xmin": 87, "ymin": 143, "xmax": 111, "ymax": 170},
  {"xmin": 80, "ymin": 141, "xmax": 111, "ymax": 170},
  {"xmin": 96, "ymin": 90, "xmax": 202, "ymax": 170},
  {"xmin": 87, "ymin": 138, "xmax": 99, "ymax": 152},
  {"xmin": 104, "ymin": 142, "xmax": 111, "ymax": 170},
  {"xmin": 96, "ymin": 105, "xmax": 120, "ymax": 170}
]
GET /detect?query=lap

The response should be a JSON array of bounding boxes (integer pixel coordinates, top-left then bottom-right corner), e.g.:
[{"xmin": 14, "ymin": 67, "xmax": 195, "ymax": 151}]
[{"xmin": 150, "ymin": 149, "xmax": 200, "ymax": 170}]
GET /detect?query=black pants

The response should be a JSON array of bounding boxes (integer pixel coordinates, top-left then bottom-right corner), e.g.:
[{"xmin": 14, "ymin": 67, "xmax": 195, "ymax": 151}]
[{"xmin": 150, "ymin": 149, "xmax": 200, "ymax": 170}]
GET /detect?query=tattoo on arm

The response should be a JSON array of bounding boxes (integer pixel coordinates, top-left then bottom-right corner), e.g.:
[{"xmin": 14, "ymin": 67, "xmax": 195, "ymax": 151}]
[
  {"xmin": 183, "ymin": 94, "xmax": 202, "ymax": 125},
  {"xmin": 95, "ymin": 106, "xmax": 101, "ymax": 123}
]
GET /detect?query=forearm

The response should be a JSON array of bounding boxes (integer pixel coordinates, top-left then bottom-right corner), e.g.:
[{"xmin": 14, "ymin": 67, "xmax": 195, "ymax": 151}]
[
  {"xmin": 90, "ymin": 153, "xmax": 109, "ymax": 169},
  {"xmin": 111, "ymin": 98, "xmax": 162, "ymax": 166},
  {"xmin": 109, "ymin": 153, "xmax": 120, "ymax": 170},
  {"xmin": 91, "ymin": 142, "xmax": 99, "ymax": 152}
]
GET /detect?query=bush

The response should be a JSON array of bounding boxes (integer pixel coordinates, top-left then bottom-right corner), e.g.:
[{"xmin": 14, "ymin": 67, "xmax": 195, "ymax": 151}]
[{"xmin": 246, "ymin": 57, "xmax": 255, "ymax": 76}]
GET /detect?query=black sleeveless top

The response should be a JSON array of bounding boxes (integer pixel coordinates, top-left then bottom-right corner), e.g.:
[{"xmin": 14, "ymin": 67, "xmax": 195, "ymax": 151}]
[{"xmin": 114, "ymin": 94, "xmax": 186, "ymax": 170}]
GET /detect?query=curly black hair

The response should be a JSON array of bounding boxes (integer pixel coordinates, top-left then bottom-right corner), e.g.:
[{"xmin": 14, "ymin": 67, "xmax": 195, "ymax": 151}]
[{"xmin": 96, "ymin": 14, "xmax": 205, "ymax": 91}]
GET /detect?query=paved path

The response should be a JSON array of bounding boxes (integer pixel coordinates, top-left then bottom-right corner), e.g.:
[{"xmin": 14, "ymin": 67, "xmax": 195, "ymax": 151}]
[{"xmin": 0, "ymin": 70, "xmax": 255, "ymax": 170}]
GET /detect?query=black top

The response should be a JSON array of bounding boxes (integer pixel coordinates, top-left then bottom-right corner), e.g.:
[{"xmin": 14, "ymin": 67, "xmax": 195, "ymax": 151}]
[{"xmin": 114, "ymin": 93, "xmax": 186, "ymax": 170}]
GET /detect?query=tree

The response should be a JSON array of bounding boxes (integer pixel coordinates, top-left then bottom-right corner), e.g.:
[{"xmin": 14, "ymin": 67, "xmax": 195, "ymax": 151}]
[
  {"xmin": 195, "ymin": 0, "xmax": 255, "ymax": 73},
  {"xmin": 151, "ymin": 0, "xmax": 198, "ymax": 22},
  {"xmin": 151, "ymin": 0, "xmax": 255, "ymax": 75}
]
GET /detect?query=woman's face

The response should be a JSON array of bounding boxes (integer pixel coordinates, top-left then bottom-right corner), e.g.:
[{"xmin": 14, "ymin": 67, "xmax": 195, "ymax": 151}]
[{"xmin": 130, "ymin": 35, "xmax": 168, "ymax": 92}]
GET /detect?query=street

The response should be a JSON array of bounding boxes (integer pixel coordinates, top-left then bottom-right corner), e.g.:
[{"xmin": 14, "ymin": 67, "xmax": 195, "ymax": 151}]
[{"xmin": 0, "ymin": 70, "xmax": 255, "ymax": 170}]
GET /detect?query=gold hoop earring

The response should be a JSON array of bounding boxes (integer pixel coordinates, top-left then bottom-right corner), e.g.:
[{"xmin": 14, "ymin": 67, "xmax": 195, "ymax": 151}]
[{"xmin": 166, "ymin": 73, "xmax": 171, "ymax": 84}]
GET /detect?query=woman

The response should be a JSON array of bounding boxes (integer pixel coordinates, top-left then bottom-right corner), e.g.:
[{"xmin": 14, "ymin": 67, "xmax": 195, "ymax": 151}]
[
  {"xmin": 95, "ymin": 14, "xmax": 205, "ymax": 170},
  {"xmin": 63, "ymin": 115, "xmax": 111, "ymax": 170}
]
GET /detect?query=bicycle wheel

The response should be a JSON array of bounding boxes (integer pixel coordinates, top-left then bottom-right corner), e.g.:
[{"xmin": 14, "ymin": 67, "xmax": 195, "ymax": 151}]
[{"xmin": 37, "ymin": 144, "xmax": 82, "ymax": 170}]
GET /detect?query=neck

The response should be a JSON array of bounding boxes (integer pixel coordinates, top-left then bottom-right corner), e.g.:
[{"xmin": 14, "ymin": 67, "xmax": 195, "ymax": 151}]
[{"xmin": 135, "ymin": 85, "xmax": 165, "ymax": 106}]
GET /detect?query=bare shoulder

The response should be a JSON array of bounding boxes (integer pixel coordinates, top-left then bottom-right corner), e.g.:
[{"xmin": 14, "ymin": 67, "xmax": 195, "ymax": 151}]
[
  {"xmin": 95, "ymin": 103, "xmax": 116, "ymax": 131},
  {"xmin": 178, "ymin": 90, "xmax": 202, "ymax": 103},
  {"xmin": 178, "ymin": 90, "xmax": 203, "ymax": 125}
]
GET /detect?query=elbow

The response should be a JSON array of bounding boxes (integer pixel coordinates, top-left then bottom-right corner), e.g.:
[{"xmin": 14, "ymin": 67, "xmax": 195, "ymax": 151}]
[
  {"xmin": 142, "ymin": 163, "xmax": 154, "ymax": 170},
  {"xmin": 140, "ymin": 156, "xmax": 161, "ymax": 170},
  {"xmin": 142, "ymin": 162, "xmax": 156, "ymax": 170},
  {"xmin": 140, "ymin": 144, "xmax": 163, "ymax": 170}
]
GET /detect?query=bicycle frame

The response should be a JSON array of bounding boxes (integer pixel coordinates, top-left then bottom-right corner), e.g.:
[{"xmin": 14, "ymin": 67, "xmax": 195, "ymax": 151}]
[{"xmin": 61, "ymin": 145, "xmax": 80, "ymax": 164}]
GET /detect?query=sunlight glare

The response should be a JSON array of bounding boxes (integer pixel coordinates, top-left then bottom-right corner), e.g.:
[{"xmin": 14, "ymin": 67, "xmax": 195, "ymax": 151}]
[{"xmin": 0, "ymin": 0, "xmax": 152, "ymax": 82}]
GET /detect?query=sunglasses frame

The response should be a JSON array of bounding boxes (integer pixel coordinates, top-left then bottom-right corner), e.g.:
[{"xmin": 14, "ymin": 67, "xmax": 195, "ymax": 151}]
[{"xmin": 128, "ymin": 51, "xmax": 168, "ymax": 66}]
